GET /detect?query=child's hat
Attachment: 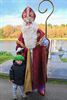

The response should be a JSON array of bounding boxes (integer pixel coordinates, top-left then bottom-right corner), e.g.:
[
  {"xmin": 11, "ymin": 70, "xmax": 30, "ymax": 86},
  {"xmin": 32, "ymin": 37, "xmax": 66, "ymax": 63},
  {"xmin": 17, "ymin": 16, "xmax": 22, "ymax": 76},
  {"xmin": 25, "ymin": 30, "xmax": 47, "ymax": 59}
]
[{"xmin": 14, "ymin": 55, "xmax": 25, "ymax": 61}]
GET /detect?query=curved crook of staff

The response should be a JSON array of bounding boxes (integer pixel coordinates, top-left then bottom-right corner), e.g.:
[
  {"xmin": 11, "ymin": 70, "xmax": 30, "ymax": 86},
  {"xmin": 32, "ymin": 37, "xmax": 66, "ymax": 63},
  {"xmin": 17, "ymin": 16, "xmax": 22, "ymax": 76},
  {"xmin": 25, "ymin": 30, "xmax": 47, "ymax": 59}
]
[{"xmin": 38, "ymin": 0, "xmax": 54, "ymax": 37}]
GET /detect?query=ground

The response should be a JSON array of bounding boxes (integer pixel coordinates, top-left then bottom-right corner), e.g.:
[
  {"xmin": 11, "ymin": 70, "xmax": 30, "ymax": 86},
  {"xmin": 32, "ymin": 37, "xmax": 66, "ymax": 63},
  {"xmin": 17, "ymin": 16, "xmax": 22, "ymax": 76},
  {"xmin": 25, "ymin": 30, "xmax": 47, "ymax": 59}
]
[{"xmin": 0, "ymin": 79, "xmax": 67, "ymax": 100}]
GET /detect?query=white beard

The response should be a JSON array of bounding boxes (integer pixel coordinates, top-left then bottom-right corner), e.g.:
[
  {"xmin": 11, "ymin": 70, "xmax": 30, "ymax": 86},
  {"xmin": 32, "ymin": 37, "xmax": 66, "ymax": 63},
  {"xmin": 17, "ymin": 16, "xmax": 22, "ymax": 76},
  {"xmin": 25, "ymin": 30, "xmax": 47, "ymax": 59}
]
[{"xmin": 21, "ymin": 22, "xmax": 38, "ymax": 49}]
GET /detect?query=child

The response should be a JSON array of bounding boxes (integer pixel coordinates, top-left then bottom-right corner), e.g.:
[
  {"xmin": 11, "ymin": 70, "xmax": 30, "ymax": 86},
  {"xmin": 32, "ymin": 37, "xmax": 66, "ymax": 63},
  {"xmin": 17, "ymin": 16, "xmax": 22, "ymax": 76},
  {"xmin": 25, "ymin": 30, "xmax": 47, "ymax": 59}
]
[{"xmin": 9, "ymin": 55, "xmax": 26, "ymax": 100}]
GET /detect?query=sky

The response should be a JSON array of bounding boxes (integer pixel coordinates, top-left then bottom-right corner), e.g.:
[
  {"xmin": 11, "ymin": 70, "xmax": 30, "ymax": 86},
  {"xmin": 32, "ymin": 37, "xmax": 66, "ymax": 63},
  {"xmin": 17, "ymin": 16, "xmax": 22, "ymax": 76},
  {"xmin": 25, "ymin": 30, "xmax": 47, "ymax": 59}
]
[{"xmin": 0, "ymin": 0, "xmax": 67, "ymax": 27}]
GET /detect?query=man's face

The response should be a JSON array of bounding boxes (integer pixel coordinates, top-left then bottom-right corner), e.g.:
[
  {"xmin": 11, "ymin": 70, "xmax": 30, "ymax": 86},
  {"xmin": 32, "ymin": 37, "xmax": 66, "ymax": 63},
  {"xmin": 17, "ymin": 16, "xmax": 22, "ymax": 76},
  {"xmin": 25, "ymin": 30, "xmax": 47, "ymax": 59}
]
[{"xmin": 22, "ymin": 10, "xmax": 34, "ymax": 23}]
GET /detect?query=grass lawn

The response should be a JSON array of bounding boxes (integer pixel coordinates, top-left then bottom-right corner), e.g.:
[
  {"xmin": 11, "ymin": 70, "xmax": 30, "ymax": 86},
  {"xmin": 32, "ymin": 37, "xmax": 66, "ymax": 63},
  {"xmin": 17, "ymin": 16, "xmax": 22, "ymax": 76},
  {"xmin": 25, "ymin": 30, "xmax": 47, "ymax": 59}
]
[
  {"xmin": 0, "ymin": 51, "xmax": 14, "ymax": 64},
  {"xmin": 0, "ymin": 73, "xmax": 9, "ymax": 79},
  {"xmin": 60, "ymin": 58, "xmax": 67, "ymax": 62},
  {"xmin": 48, "ymin": 78, "xmax": 67, "ymax": 85}
]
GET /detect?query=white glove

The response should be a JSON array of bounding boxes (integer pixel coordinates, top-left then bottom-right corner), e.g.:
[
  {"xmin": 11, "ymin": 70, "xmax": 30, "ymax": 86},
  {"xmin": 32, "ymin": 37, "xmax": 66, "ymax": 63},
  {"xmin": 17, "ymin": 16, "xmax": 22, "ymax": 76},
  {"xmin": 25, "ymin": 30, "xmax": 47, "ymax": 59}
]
[{"xmin": 41, "ymin": 38, "xmax": 49, "ymax": 47}]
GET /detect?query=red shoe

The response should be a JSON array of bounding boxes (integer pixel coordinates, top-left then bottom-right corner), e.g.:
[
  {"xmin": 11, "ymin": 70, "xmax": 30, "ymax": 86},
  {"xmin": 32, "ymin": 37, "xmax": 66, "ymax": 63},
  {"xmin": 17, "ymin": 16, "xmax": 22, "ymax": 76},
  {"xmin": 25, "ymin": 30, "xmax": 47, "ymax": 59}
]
[{"xmin": 38, "ymin": 90, "xmax": 45, "ymax": 96}]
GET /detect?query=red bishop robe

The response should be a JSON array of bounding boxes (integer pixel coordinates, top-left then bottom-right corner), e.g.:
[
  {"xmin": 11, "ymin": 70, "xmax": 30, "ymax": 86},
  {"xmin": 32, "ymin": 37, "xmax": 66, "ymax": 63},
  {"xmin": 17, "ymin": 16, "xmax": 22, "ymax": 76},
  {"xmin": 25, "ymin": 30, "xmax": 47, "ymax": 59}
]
[{"xmin": 16, "ymin": 28, "xmax": 50, "ymax": 90}]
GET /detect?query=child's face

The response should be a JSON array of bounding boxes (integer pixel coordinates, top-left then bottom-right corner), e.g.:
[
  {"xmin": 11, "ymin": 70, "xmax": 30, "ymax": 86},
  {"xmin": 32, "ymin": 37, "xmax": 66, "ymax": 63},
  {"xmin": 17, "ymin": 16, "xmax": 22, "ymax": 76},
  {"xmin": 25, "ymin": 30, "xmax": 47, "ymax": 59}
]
[{"xmin": 16, "ymin": 60, "xmax": 22, "ymax": 65}]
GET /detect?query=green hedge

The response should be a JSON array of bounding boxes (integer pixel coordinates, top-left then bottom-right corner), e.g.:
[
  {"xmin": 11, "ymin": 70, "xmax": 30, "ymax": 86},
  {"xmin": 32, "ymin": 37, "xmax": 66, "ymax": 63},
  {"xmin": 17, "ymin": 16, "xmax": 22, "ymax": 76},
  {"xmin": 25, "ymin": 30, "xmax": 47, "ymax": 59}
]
[{"xmin": 0, "ymin": 51, "xmax": 14, "ymax": 64}]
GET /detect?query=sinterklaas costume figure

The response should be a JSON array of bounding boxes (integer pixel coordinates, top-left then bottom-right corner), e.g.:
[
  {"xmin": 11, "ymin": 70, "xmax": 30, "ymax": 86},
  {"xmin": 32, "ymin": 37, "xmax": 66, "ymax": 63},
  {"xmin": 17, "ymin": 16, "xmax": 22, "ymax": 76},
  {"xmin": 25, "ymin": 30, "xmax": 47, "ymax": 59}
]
[{"xmin": 16, "ymin": 7, "xmax": 50, "ymax": 96}]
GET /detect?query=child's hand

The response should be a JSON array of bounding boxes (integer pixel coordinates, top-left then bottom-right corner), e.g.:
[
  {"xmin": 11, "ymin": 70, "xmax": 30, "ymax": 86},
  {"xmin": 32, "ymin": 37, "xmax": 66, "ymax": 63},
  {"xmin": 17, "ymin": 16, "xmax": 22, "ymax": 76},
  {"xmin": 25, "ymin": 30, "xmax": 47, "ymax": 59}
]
[{"xmin": 9, "ymin": 80, "xmax": 14, "ymax": 83}]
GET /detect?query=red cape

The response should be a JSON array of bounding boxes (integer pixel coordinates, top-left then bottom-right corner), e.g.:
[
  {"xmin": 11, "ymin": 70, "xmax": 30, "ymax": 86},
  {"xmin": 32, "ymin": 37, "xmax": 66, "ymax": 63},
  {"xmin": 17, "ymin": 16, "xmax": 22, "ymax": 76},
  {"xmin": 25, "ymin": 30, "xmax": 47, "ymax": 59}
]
[{"xmin": 16, "ymin": 28, "xmax": 50, "ymax": 89}]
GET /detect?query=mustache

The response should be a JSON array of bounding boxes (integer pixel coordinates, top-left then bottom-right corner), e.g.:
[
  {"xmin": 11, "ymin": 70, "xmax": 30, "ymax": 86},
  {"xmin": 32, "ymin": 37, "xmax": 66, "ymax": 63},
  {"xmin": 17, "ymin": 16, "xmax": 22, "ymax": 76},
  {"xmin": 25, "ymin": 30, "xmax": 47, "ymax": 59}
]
[{"xmin": 24, "ymin": 17, "xmax": 34, "ymax": 22}]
